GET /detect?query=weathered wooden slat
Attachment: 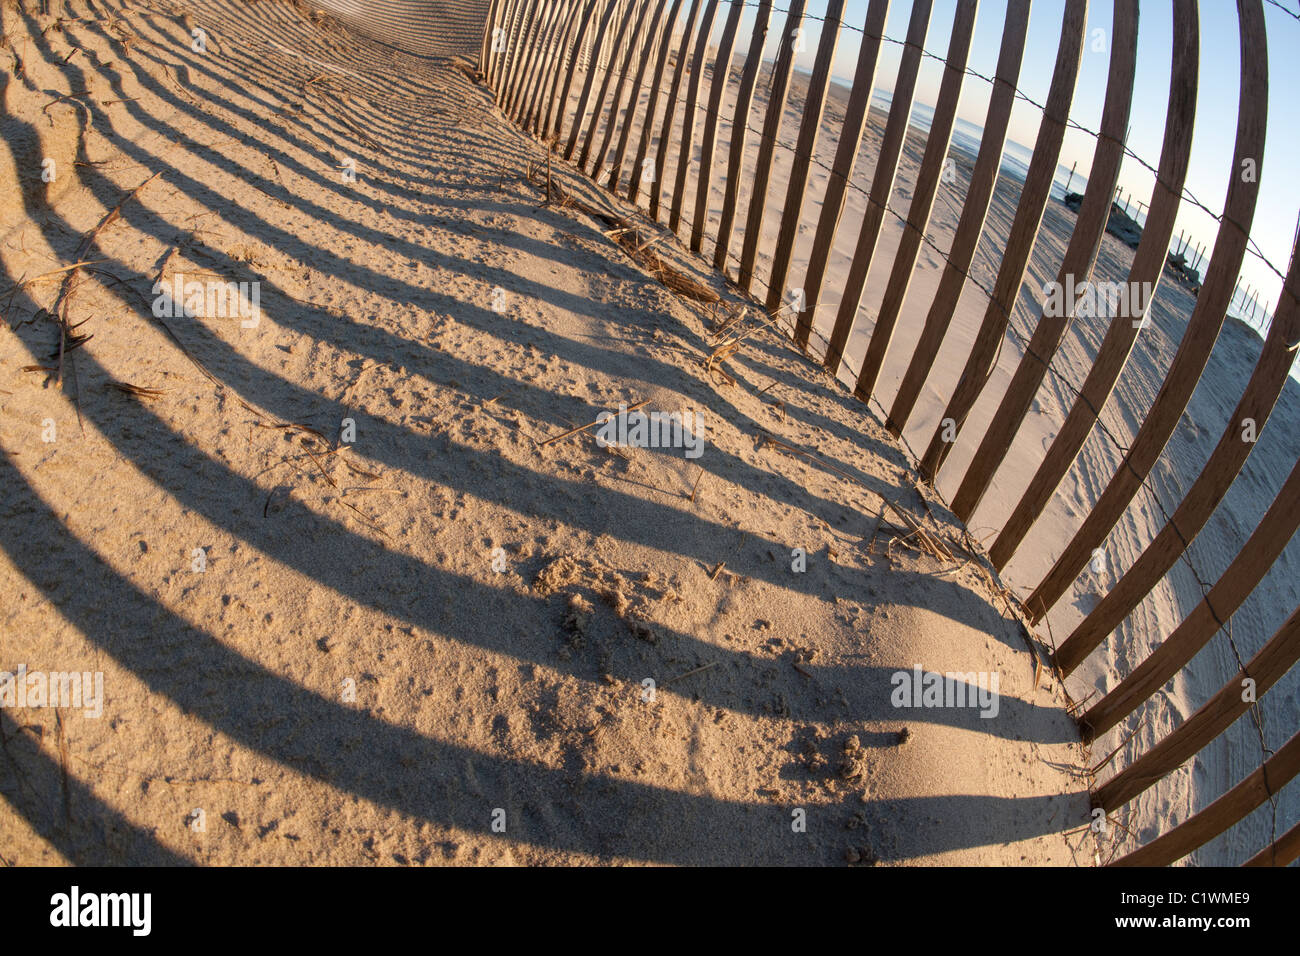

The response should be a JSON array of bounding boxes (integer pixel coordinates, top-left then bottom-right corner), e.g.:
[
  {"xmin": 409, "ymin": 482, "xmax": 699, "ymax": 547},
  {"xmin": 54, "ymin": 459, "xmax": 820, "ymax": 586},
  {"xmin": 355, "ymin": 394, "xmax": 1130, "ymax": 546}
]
[
  {"xmin": 480, "ymin": 0, "xmax": 502, "ymax": 75},
  {"xmin": 511, "ymin": 0, "xmax": 554, "ymax": 114},
  {"xmin": 627, "ymin": 0, "xmax": 687, "ymax": 204},
  {"xmin": 497, "ymin": 0, "xmax": 532, "ymax": 106},
  {"xmin": 562, "ymin": 1, "xmax": 624, "ymax": 159},
  {"xmin": 689, "ymin": 0, "xmax": 746, "ymax": 254},
  {"xmin": 819, "ymin": 0, "xmax": 933, "ymax": 372},
  {"xmin": 761, "ymin": 0, "xmax": 846, "ymax": 312},
  {"xmin": 650, "ymin": 0, "xmax": 706, "ymax": 219},
  {"xmin": 515, "ymin": 0, "xmax": 565, "ymax": 127},
  {"xmin": 852, "ymin": 0, "xmax": 978, "ymax": 400},
  {"xmin": 735, "ymin": 0, "xmax": 806, "ymax": 293},
  {"xmin": 885, "ymin": 0, "xmax": 1031, "ymax": 430},
  {"xmin": 711, "ymin": 0, "xmax": 774, "ymax": 271},
  {"xmin": 949, "ymin": 1, "xmax": 1138, "ymax": 522},
  {"xmin": 490, "ymin": 0, "xmax": 522, "ymax": 91},
  {"xmin": 1026, "ymin": 0, "xmax": 1270, "ymax": 622},
  {"xmin": 524, "ymin": 1, "xmax": 582, "ymax": 133},
  {"xmin": 1244, "ymin": 819, "xmax": 1300, "ymax": 867},
  {"xmin": 1093, "ymin": 604, "xmax": 1300, "ymax": 811},
  {"xmin": 1082, "ymin": 454, "xmax": 1300, "ymax": 738},
  {"xmin": 1111, "ymin": 730, "xmax": 1300, "ymax": 867},
  {"xmin": 989, "ymin": 0, "xmax": 1200, "ymax": 576},
  {"xmin": 605, "ymin": 0, "xmax": 674, "ymax": 191},
  {"xmin": 668, "ymin": 0, "xmax": 723, "ymax": 233},
  {"xmin": 591, "ymin": 0, "xmax": 659, "ymax": 183},
  {"xmin": 579, "ymin": 1, "xmax": 645, "ymax": 172},
  {"xmin": 542, "ymin": 0, "xmax": 595, "ymax": 140},
  {"xmin": 506, "ymin": 0, "xmax": 559, "ymax": 120},
  {"xmin": 793, "ymin": 0, "xmax": 893, "ymax": 347},
  {"xmin": 915, "ymin": 0, "xmax": 1088, "ymax": 482},
  {"xmin": 1056, "ymin": 235, "xmax": 1300, "ymax": 676}
]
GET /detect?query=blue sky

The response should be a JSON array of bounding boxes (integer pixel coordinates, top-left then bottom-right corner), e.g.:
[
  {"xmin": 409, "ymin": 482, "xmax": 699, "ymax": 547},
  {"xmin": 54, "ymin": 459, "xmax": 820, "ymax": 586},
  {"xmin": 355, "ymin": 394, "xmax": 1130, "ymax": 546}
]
[{"xmin": 717, "ymin": 0, "xmax": 1299, "ymax": 322}]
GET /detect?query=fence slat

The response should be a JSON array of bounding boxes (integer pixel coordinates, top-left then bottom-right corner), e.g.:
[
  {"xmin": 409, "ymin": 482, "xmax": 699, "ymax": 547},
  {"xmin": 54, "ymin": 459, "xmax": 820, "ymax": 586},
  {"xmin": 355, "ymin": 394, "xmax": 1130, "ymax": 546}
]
[
  {"xmin": 736, "ymin": 0, "xmax": 807, "ymax": 293},
  {"xmin": 1082, "ymin": 454, "xmax": 1300, "ymax": 738},
  {"xmin": 1244, "ymin": 819, "xmax": 1300, "ymax": 867},
  {"xmin": 605, "ymin": 0, "xmax": 674, "ymax": 191},
  {"xmin": 526, "ymin": 1, "xmax": 583, "ymax": 133},
  {"xmin": 760, "ymin": 0, "xmax": 846, "ymax": 311},
  {"xmin": 916, "ymin": 0, "xmax": 1088, "ymax": 482},
  {"xmin": 1111, "ymin": 730, "xmax": 1300, "ymax": 867},
  {"xmin": 491, "ymin": 0, "xmax": 523, "ymax": 91},
  {"xmin": 627, "ymin": 0, "xmax": 687, "ymax": 204},
  {"xmin": 650, "ymin": 0, "xmax": 705, "ymax": 219},
  {"xmin": 497, "ymin": 0, "xmax": 533, "ymax": 107},
  {"xmin": 793, "ymin": 0, "xmax": 892, "ymax": 348},
  {"xmin": 578, "ymin": 1, "xmax": 644, "ymax": 171},
  {"xmin": 1026, "ymin": 0, "xmax": 1270, "ymax": 622},
  {"xmin": 545, "ymin": 0, "xmax": 600, "ymax": 141},
  {"xmin": 989, "ymin": 0, "xmax": 1200, "ymax": 576},
  {"xmin": 480, "ymin": 0, "xmax": 502, "ymax": 74},
  {"xmin": 886, "ymin": 0, "xmax": 1030, "ymax": 431},
  {"xmin": 852, "ymin": 0, "xmax": 977, "ymax": 400},
  {"xmin": 1093, "ymin": 603, "xmax": 1300, "ymax": 811},
  {"xmin": 668, "ymin": 0, "xmax": 723, "ymax": 233},
  {"xmin": 689, "ymin": 0, "xmax": 746, "ymax": 253},
  {"xmin": 1056, "ymin": 233, "xmax": 1300, "ymax": 676},
  {"xmin": 562, "ymin": 1, "xmax": 624, "ymax": 159},
  {"xmin": 506, "ymin": 0, "xmax": 558, "ymax": 120},
  {"xmin": 517, "ymin": 1, "xmax": 570, "ymax": 129},
  {"xmin": 592, "ymin": 0, "xmax": 657, "ymax": 179},
  {"xmin": 820, "ymin": 0, "xmax": 933, "ymax": 372},
  {"xmin": 949, "ymin": 1, "xmax": 1138, "ymax": 522}
]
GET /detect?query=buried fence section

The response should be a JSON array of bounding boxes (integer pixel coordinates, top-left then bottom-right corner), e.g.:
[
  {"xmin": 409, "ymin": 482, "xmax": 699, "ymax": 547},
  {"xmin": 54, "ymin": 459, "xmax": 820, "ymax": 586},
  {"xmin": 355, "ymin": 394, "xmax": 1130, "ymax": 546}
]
[{"xmin": 483, "ymin": 0, "xmax": 1300, "ymax": 865}]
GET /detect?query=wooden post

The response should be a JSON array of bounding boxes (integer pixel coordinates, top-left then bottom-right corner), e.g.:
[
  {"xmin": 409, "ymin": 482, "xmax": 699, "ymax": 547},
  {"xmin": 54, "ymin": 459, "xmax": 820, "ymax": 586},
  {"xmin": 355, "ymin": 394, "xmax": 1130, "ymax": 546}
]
[
  {"xmin": 497, "ymin": 0, "xmax": 533, "ymax": 106},
  {"xmin": 1093, "ymin": 604, "xmax": 1300, "ymax": 810},
  {"xmin": 820, "ymin": 0, "xmax": 936, "ymax": 372},
  {"xmin": 989, "ymin": 0, "xmax": 1200, "ymax": 573},
  {"xmin": 627, "ymin": 0, "xmax": 689, "ymax": 205},
  {"xmin": 853, "ymin": 0, "xmax": 978, "ymax": 402},
  {"xmin": 542, "ymin": 0, "xmax": 597, "ymax": 140},
  {"xmin": 887, "ymin": 0, "xmax": 1033, "ymax": 432},
  {"xmin": 790, "ymin": 0, "xmax": 892, "ymax": 346},
  {"xmin": 1063, "ymin": 159, "xmax": 1076, "ymax": 194},
  {"xmin": 480, "ymin": 0, "xmax": 503, "ymax": 75},
  {"xmin": 711, "ymin": 0, "xmax": 775, "ymax": 271},
  {"xmin": 524, "ymin": 1, "xmax": 584, "ymax": 133},
  {"xmin": 579, "ymin": 1, "xmax": 644, "ymax": 172},
  {"xmin": 577, "ymin": 0, "xmax": 644, "ymax": 171},
  {"xmin": 950, "ymin": 0, "xmax": 1138, "ymax": 524},
  {"xmin": 735, "ymin": 0, "xmax": 807, "ymax": 292},
  {"xmin": 1082, "ymin": 452, "xmax": 1300, "ymax": 738},
  {"xmin": 916, "ymin": 0, "xmax": 1089, "ymax": 483},
  {"xmin": 668, "ymin": 0, "xmax": 723, "ymax": 234},
  {"xmin": 761, "ymin": 0, "xmax": 847, "ymax": 310},
  {"xmin": 1024, "ymin": 0, "xmax": 1269, "ymax": 623},
  {"xmin": 506, "ymin": 1, "xmax": 559, "ymax": 120},
  {"xmin": 605, "ymin": 0, "xmax": 675, "ymax": 192},
  {"xmin": 562, "ymin": 1, "xmax": 623, "ymax": 159},
  {"xmin": 1111, "ymin": 730, "xmax": 1300, "ymax": 867},
  {"xmin": 689, "ymin": 0, "xmax": 747, "ymax": 254},
  {"xmin": 650, "ymin": 0, "xmax": 706, "ymax": 220}
]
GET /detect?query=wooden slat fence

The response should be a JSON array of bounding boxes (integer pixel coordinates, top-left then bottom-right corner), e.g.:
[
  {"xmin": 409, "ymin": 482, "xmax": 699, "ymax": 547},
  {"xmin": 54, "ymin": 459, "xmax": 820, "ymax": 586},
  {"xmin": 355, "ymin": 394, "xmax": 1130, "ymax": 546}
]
[{"xmin": 480, "ymin": 0, "xmax": 1300, "ymax": 867}]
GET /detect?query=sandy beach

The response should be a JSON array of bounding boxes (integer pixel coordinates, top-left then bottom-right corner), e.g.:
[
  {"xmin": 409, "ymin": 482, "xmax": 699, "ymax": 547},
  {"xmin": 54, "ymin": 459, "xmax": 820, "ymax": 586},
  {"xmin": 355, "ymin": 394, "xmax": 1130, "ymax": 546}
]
[{"xmin": 1, "ymin": 0, "xmax": 1295, "ymax": 867}]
